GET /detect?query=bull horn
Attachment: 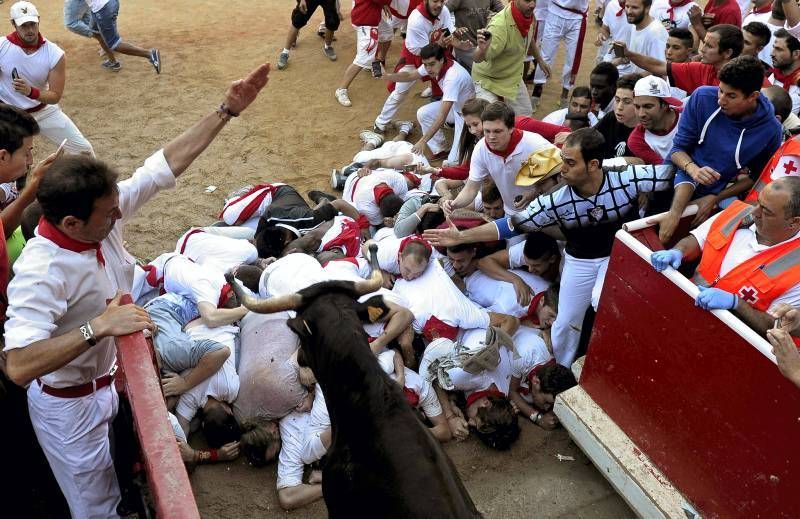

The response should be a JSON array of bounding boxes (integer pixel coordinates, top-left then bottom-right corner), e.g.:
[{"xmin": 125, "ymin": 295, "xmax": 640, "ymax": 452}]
[
  {"xmin": 353, "ymin": 243, "xmax": 382, "ymax": 296},
  {"xmin": 225, "ymin": 272, "xmax": 303, "ymax": 314}
]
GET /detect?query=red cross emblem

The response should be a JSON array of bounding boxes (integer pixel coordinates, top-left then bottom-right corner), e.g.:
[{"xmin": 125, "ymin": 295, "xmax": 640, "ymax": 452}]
[
  {"xmin": 738, "ymin": 285, "xmax": 759, "ymax": 304},
  {"xmin": 783, "ymin": 160, "xmax": 797, "ymax": 176}
]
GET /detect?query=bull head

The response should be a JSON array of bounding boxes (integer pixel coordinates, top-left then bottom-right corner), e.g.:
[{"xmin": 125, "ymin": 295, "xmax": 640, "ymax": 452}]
[{"xmin": 225, "ymin": 244, "xmax": 383, "ymax": 314}]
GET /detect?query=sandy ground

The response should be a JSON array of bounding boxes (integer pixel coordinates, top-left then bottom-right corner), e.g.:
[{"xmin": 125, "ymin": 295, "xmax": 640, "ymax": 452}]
[{"xmin": 30, "ymin": 0, "xmax": 633, "ymax": 516}]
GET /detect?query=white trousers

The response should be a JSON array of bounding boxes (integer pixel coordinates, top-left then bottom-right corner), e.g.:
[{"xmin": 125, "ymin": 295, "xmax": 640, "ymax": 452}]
[
  {"xmin": 474, "ymin": 79, "xmax": 533, "ymax": 117},
  {"xmin": 28, "ymin": 382, "xmax": 121, "ymax": 518},
  {"xmin": 375, "ymin": 64, "xmax": 418, "ymax": 129},
  {"xmin": 534, "ymin": 12, "xmax": 582, "ymax": 89},
  {"xmin": 551, "ymin": 253, "xmax": 609, "ymax": 367},
  {"xmin": 33, "ymin": 104, "xmax": 95, "ymax": 156},
  {"xmin": 416, "ymin": 101, "xmax": 464, "ymax": 163}
]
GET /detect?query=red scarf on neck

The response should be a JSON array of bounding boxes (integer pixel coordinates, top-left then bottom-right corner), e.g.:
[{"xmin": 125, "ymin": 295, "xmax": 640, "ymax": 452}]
[
  {"xmin": 416, "ymin": 1, "xmax": 438, "ymax": 22},
  {"xmin": 750, "ymin": 1, "xmax": 772, "ymax": 14},
  {"xmin": 517, "ymin": 359, "xmax": 557, "ymax": 396},
  {"xmin": 6, "ymin": 31, "xmax": 45, "ymax": 50},
  {"xmin": 487, "ymin": 128, "xmax": 523, "ymax": 159},
  {"xmin": 771, "ymin": 65, "xmax": 800, "ymax": 92},
  {"xmin": 466, "ymin": 388, "xmax": 506, "ymax": 408},
  {"xmin": 615, "ymin": 1, "xmax": 626, "ymax": 16},
  {"xmin": 37, "ymin": 216, "xmax": 105, "ymax": 265},
  {"xmin": 510, "ymin": 1, "xmax": 534, "ymax": 38},
  {"xmin": 666, "ymin": 0, "xmax": 691, "ymax": 19}
]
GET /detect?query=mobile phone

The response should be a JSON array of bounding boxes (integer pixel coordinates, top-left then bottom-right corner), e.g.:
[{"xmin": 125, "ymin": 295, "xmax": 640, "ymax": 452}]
[
  {"xmin": 613, "ymin": 42, "xmax": 625, "ymax": 58},
  {"xmin": 371, "ymin": 60, "xmax": 382, "ymax": 78},
  {"xmin": 55, "ymin": 138, "xmax": 68, "ymax": 156},
  {"xmin": 442, "ymin": 28, "xmax": 451, "ymax": 38},
  {"xmin": 11, "ymin": 67, "xmax": 19, "ymax": 80},
  {"xmin": 774, "ymin": 317, "xmax": 783, "ymax": 329},
  {"xmin": 482, "ymin": 30, "xmax": 492, "ymax": 40}
]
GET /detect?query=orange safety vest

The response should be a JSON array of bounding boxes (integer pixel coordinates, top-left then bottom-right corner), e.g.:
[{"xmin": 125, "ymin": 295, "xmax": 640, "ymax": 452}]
[
  {"xmin": 694, "ymin": 202, "xmax": 800, "ymax": 347},
  {"xmin": 745, "ymin": 137, "xmax": 800, "ymax": 202}
]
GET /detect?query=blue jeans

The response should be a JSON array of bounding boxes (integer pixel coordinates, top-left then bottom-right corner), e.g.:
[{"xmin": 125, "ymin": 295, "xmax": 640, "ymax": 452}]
[
  {"xmin": 63, "ymin": 0, "xmax": 93, "ymax": 38},
  {"xmin": 145, "ymin": 295, "xmax": 224, "ymax": 374},
  {"xmin": 90, "ymin": 0, "xmax": 122, "ymax": 50}
]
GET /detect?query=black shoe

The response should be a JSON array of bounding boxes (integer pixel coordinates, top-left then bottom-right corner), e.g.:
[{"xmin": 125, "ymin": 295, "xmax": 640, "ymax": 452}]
[
  {"xmin": 308, "ymin": 190, "xmax": 338, "ymax": 204},
  {"xmin": 342, "ymin": 161, "xmax": 363, "ymax": 176},
  {"xmin": 331, "ymin": 169, "xmax": 346, "ymax": 190}
]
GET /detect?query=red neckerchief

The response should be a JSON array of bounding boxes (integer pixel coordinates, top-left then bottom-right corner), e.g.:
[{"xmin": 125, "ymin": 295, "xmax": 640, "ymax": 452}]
[
  {"xmin": 435, "ymin": 57, "xmax": 455, "ymax": 81},
  {"xmin": 666, "ymin": 0, "xmax": 691, "ymax": 19},
  {"xmin": 750, "ymin": 1, "xmax": 772, "ymax": 14},
  {"xmin": 518, "ymin": 359, "xmax": 557, "ymax": 396},
  {"xmin": 615, "ymin": 1, "xmax": 626, "ymax": 16},
  {"xmin": 403, "ymin": 387, "xmax": 420, "ymax": 407},
  {"xmin": 416, "ymin": 1, "xmax": 438, "ymax": 22},
  {"xmin": 178, "ymin": 228, "xmax": 205, "ymax": 255},
  {"xmin": 421, "ymin": 315, "xmax": 459, "ymax": 341},
  {"xmin": 141, "ymin": 264, "xmax": 162, "ymax": 288},
  {"xmin": 218, "ymin": 183, "xmax": 278, "ymax": 223},
  {"xmin": 487, "ymin": 128, "xmax": 523, "ymax": 159},
  {"xmin": 401, "ymin": 171, "xmax": 422, "ymax": 188},
  {"xmin": 218, "ymin": 283, "xmax": 233, "ymax": 308},
  {"xmin": 771, "ymin": 65, "xmax": 800, "ymax": 92},
  {"xmin": 510, "ymin": 1, "xmax": 534, "ymax": 37},
  {"xmin": 466, "ymin": 388, "xmax": 506, "ymax": 408},
  {"xmin": 524, "ymin": 290, "xmax": 547, "ymax": 326},
  {"xmin": 373, "ymin": 183, "xmax": 394, "ymax": 204},
  {"xmin": 6, "ymin": 31, "xmax": 45, "ymax": 50},
  {"xmin": 37, "ymin": 216, "xmax": 105, "ymax": 265}
]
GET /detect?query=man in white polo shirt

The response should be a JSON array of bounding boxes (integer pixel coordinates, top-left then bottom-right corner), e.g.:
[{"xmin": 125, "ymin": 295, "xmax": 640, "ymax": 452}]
[
  {"xmin": 443, "ymin": 101, "xmax": 560, "ymax": 217},
  {"xmin": 2, "ymin": 64, "xmax": 270, "ymax": 518},
  {"xmin": 0, "ymin": 1, "xmax": 93, "ymax": 155},
  {"xmin": 380, "ymin": 43, "xmax": 475, "ymax": 162}
]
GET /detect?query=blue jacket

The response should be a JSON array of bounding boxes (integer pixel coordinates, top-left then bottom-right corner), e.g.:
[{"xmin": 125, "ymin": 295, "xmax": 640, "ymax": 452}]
[{"xmin": 668, "ymin": 86, "xmax": 783, "ymax": 196}]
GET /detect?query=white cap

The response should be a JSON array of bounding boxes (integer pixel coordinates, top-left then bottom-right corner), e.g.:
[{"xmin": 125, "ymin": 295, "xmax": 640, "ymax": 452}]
[
  {"xmin": 633, "ymin": 75, "xmax": 683, "ymax": 107},
  {"xmin": 10, "ymin": 1, "xmax": 39, "ymax": 25}
]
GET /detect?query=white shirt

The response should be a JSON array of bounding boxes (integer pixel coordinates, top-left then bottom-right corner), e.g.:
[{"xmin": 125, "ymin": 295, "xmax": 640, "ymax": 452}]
[
  {"xmin": 277, "ymin": 410, "xmax": 312, "ymax": 490},
  {"xmin": 542, "ymin": 107, "xmax": 599, "ymax": 127},
  {"xmin": 0, "ymin": 37, "xmax": 63, "ymax": 110},
  {"xmin": 405, "ymin": 6, "xmax": 455, "ymax": 56},
  {"xmin": 620, "ymin": 19, "xmax": 669, "ymax": 75},
  {"xmin": 162, "ymin": 254, "xmax": 228, "ymax": 307},
  {"xmin": 417, "ymin": 59, "xmax": 475, "ymax": 113},
  {"xmin": 175, "ymin": 228, "xmax": 258, "ymax": 273},
  {"xmin": 85, "ymin": 0, "xmax": 111, "ymax": 12},
  {"xmin": 510, "ymin": 327, "xmax": 552, "ymax": 380},
  {"xmin": 175, "ymin": 324, "xmax": 240, "ymax": 422},
  {"xmin": 464, "ymin": 269, "xmax": 551, "ymax": 317},
  {"xmin": 469, "ymin": 131, "xmax": 554, "ymax": 216},
  {"xmin": 768, "ymin": 72, "xmax": 800, "ymax": 115},
  {"xmin": 392, "ymin": 260, "xmax": 490, "ymax": 332},
  {"xmin": 650, "ymin": 0, "xmax": 699, "ymax": 29},
  {"xmin": 602, "ymin": 0, "xmax": 633, "ymax": 53},
  {"xmin": 219, "ymin": 183, "xmax": 286, "ymax": 229},
  {"xmin": 447, "ymin": 332, "xmax": 514, "ymax": 394},
  {"xmin": 301, "ymin": 384, "xmax": 331, "ymax": 465},
  {"xmin": 5, "ymin": 150, "xmax": 176, "ymax": 387},
  {"xmin": 343, "ymin": 169, "xmax": 411, "ymax": 225},
  {"xmin": 259, "ymin": 253, "xmax": 327, "ymax": 297},
  {"xmin": 690, "ymin": 216, "xmax": 800, "ymax": 310}
]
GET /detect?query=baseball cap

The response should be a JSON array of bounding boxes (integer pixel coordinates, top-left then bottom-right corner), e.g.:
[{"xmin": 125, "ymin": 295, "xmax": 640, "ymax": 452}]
[
  {"xmin": 10, "ymin": 1, "xmax": 39, "ymax": 25},
  {"xmin": 633, "ymin": 76, "xmax": 683, "ymax": 107},
  {"xmin": 515, "ymin": 145, "xmax": 563, "ymax": 186}
]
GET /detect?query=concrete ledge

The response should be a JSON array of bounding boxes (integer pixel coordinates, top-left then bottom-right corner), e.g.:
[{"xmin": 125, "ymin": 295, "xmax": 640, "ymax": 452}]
[{"xmin": 555, "ymin": 384, "xmax": 700, "ymax": 519}]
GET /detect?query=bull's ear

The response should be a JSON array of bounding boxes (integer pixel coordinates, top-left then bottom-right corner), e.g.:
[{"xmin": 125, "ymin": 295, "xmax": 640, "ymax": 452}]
[
  {"xmin": 355, "ymin": 295, "xmax": 389, "ymax": 323},
  {"xmin": 287, "ymin": 316, "xmax": 313, "ymax": 339}
]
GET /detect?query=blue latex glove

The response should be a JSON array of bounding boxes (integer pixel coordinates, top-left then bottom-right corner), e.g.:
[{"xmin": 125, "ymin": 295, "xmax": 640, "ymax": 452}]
[
  {"xmin": 695, "ymin": 287, "xmax": 739, "ymax": 310},
  {"xmin": 650, "ymin": 249, "xmax": 683, "ymax": 272}
]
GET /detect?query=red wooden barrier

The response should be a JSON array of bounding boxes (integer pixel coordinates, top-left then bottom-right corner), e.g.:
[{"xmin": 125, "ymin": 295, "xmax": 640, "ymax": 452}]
[
  {"xmin": 581, "ymin": 231, "xmax": 800, "ymax": 518},
  {"xmin": 115, "ymin": 294, "xmax": 200, "ymax": 518}
]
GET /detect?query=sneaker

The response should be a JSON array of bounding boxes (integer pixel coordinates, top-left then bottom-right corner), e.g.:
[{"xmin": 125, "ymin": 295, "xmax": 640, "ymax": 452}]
[
  {"xmin": 317, "ymin": 22, "xmax": 326, "ymax": 37},
  {"xmin": 331, "ymin": 169, "xmax": 346, "ymax": 190},
  {"xmin": 323, "ymin": 45, "xmax": 337, "ymax": 61},
  {"xmin": 359, "ymin": 129, "xmax": 384, "ymax": 148},
  {"xmin": 277, "ymin": 50, "xmax": 289, "ymax": 70},
  {"xmin": 335, "ymin": 88, "xmax": 351, "ymax": 107},
  {"xmin": 342, "ymin": 162, "xmax": 363, "ymax": 177},
  {"xmin": 396, "ymin": 120, "xmax": 414, "ymax": 135},
  {"xmin": 420, "ymin": 86, "xmax": 432, "ymax": 98},
  {"xmin": 372, "ymin": 122, "xmax": 386, "ymax": 134},
  {"xmin": 148, "ymin": 48, "xmax": 161, "ymax": 74},
  {"xmin": 531, "ymin": 95, "xmax": 541, "ymax": 113},
  {"xmin": 101, "ymin": 59, "xmax": 121, "ymax": 72}
]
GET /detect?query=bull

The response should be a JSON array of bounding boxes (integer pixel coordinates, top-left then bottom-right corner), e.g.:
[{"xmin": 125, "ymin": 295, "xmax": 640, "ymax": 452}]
[{"xmin": 226, "ymin": 245, "xmax": 482, "ymax": 518}]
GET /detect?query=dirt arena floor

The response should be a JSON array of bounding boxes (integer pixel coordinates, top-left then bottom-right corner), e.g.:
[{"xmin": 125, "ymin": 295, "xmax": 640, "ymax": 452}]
[{"xmin": 31, "ymin": 0, "xmax": 634, "ymax": 516}]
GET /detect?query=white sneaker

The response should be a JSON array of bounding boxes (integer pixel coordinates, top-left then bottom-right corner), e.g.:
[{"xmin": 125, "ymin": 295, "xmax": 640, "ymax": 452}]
[
  {"xmin": 396, "ymin": 120, "xmax": 414, "ymax": 135},
  {"xmin": 420, "ymin": 86, "xmax": 432, "ymax": 98},
  {"xmin": 359, "ymin": 130, "xmax": 384, "ymax": 148},
  {"xmin": 335, "ymin": 88, "xmax": 352, "ymax": 107}
]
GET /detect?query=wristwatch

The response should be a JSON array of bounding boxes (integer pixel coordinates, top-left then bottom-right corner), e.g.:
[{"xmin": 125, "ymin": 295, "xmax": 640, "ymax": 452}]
[{"xmin": 80, "ymin": 321, "xmax": 97, "ymax": 347}]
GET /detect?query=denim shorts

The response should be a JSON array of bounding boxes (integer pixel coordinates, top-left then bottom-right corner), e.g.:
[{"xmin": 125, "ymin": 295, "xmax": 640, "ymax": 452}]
[{"xmin": 90, "ymin": 0, "xmax": 121, "ymax": 50}]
